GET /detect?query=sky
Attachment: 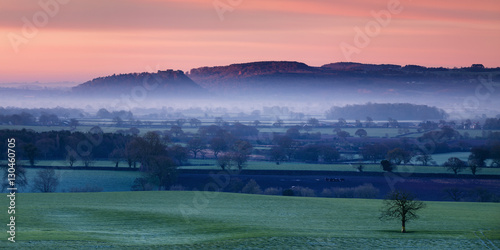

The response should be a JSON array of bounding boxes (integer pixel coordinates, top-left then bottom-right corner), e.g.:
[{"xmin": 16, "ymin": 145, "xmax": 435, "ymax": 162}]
[{"xmin": 1, "ymin": 0, "xmax": 499, "ymax": 83}]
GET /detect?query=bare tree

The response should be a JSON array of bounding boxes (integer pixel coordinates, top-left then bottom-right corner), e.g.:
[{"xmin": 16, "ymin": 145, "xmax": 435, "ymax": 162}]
[
  {"xmin": 380, "ymin": 190, "xmax": 426, "ymax": 233},
  {"xmin": 67, "ymin": 154, "xmax": 77, "ymax": 167},
  {"xmin": 443, "ymin": 157, "xmax": 466, "ymax": 175},
  {"xmin": 2, "ymin": 165, "xmax": 28, "ymax": 192},
  {"xmin": 32, "ymin": 168, "xmax": 59, "ymax": 193},
  {"xmin": 187, "ymin": 138, "xmax": 205, "ymax": 159},
  {"xmin": 23, "ymin": 143, "xmax": 38, "ymax": 167},
  {"xmin": 83, "ymin": 154, "xmax": 95, "ymax": 168}
]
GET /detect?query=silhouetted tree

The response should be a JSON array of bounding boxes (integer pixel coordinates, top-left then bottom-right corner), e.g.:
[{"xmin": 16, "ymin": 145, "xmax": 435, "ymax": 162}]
[
  {"xmin": 32, "ymin": 168, "xmax": 59, "ymax": 193},
  {"xmin": 109, "ymin": 148, "xmax": 124, "ymax": 168},
  {"xmin": 23, "ymin": 143, "xmax": 38, "ymax": 167},
  {"xmin": 269, "ymin": 146, "xmax": 286, "ymax": 165},
  {"xmin": 386, "ymin": 148, "xmax": 412, "ymax": 165},
  {"xmin": 355, "ymin": 129, "xmax": 368, "ymax": 137},
  {"xmin": 443, "ymin": 157, "xmax": 466, "ymax": 175},
  {"xmin": 380, "ymin": 189, "xmax": 426, "ymax": 233},
  {"xmin": 415, "ymin": 152, "xmax": 433, "ymax": 166},
  {"xmin": 144, "ymin": 156, "xmax": 177, "ymax": 191},
  {"xmin": 381, "ymin": 159, "xmax": 396, "ymax": 172},
  {"xmin": 187, "ymin": 138, "xmax": 205, "ymax": 159}
]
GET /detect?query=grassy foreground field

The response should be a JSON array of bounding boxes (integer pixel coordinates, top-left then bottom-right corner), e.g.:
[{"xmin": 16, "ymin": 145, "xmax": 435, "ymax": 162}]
[{"xmin": 1, "ymin": 191, "xmax": 499, "ymax": 249}]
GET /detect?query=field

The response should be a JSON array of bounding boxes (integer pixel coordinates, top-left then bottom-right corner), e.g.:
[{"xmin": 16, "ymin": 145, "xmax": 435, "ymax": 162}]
[
  {"xmin": 1, "ymin": 191, "xmax": 499, "ymax": 248},
  {"xmin": 2, "ymin": 124, "xmax": 497, "ymax": 139}
]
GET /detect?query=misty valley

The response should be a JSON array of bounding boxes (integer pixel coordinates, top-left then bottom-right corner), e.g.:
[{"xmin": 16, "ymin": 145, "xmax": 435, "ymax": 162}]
[{"xmin": 1, "ymin": 61, "xmax": 500, "ymax": 248}]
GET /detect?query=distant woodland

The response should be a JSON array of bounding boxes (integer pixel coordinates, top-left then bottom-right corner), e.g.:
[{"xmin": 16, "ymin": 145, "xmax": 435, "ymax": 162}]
[{"xmin": 325, "ymin": 103, "xmax": 447, "ymax": 120}]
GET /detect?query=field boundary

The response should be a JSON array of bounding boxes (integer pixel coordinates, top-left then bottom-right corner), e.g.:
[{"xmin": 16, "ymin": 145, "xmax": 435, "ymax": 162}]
[{"xmin": 23, "ymin": 165, "xmax": 500, "ymax": 179}]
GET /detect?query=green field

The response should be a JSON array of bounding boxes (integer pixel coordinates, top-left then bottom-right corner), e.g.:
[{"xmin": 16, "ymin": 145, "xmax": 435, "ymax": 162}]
[{"xmin": 0, "ymin": 191, "xmax": 498, "ymax": 248}]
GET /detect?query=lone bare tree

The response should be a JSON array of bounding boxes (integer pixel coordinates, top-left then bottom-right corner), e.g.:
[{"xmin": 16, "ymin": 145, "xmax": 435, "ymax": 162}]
[
  {"xmin": 380, "ymin": 189, "xmax": 426, "ymax": 233},
  {"xmin": 32, "ymin": 168, "xmax": 59, "ymax": 193}
]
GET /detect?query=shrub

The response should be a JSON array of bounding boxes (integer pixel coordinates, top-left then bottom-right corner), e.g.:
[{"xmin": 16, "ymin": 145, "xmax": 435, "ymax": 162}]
[
  {"xmin": 242, "ymin": 179, "xmax": 262, "ymax": 194},
  {"xmin": 131, "ymin": 177, "xmax": 153, "ymax": 191},
  {"xmin": 292, "ymin": 186, "xmax": 316, "ymax": 197},
  {"xmin": 69, "ymin": 184, "xmax": 103, "ymax": 192},
  {"xmin": 263, "ymin": 187, "xmax": 283, "ymax": 195},
  {"xmin": 331, "ymin": 183, "xmax": 380, "ymax": 199},
  {"xmin": 282, "ymin": 189, "xmax": 294, "ymax": 196},
  {"xmin": 321, "ymin": 188, "xmax": 334, "ymax": 197},
  {"xmin": 354, "ymin": 183, "xmax": 379, "ymax": 198},
  {"xmin": 226, "ymin": 178, "xmax": 244, "ymax": 193}
]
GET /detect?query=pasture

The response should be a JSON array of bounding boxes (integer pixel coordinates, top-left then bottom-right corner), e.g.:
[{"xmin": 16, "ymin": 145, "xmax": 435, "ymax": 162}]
[{"xmin": 0, "ymin": 191, "xmax": 498, "ymax": 248}]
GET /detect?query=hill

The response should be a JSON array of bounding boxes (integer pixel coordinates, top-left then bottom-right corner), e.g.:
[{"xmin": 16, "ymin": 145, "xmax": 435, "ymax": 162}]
[
  {"xmin": 72, "ymin": 69, "xmax": 206, "ymax": 97},
  {"xmin": 187, "ymin": 61, "xmax": 500, "ymax": 103}
]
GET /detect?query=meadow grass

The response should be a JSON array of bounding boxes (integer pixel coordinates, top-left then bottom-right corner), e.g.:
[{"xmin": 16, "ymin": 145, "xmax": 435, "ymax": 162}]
[{"xmin": 0, "ymin": 191, "xmax": 498, "ymax": 248}]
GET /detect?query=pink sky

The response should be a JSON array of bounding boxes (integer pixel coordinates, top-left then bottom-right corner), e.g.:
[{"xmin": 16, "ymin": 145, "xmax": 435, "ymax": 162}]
[{"xmin": 1, "ymin": 0, "xmax": 499, "ymax": 83}]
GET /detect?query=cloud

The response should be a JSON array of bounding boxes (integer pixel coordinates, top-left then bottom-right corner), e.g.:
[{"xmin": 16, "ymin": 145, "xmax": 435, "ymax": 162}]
[{"xmin": 1, "ymin": 0, "xmax": 498, "ymax": 31}]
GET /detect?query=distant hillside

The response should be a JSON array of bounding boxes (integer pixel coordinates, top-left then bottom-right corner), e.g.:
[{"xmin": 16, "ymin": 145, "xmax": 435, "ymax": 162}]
[
  {"xmin": 69, "ymin": 61, "xmax": 500, "ymax": 110},
  {"xmin": 188, "ymin": 61, "xmax": 500, "ymax": 100},
  {"xmin": 321, "ymin": 62, "xmax": 401, "ymax": 71},
  {"xmin": 73, "ymin": 70, "xmax": 206, "ymax": 97}
]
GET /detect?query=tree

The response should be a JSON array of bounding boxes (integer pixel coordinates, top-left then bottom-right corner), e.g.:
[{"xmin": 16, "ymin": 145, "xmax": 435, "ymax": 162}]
[
  {"xmin": 415, "ymin": 152, "xmax": 433, "ymax": 166},
  {"xmin": 355, "ymin": 129, "xmax": 368, "ymax": 138},
  {"xmin": 337, "ymin": 118, "xmax": 347, "ymax": 127},
  {"xmin": 32, "ymin": 168, "xmax": 59, "ymax": 193},
  {"xmin": 109, "ymin": 148, "xmax": 124, "ymax": 168},
  {"xmin": 82, "ymin": 154, "xmax": 95, "ymax": 168},
  {"xmin": 285, "ymin": 127, "xmax": 301, "ymax": 139},
  {"xmin": 144, "ymin": 156, "xmax": 177, "ymax": 191},
  {"xmin": 307, "ymin": 118, "xmax": 319, "ymax": 127},
  {"xmin": 336, "ymin": 130, "xmax": 350, "ymax": 139},
  {"xmin": 468, "ymin": 146, "xmax": 489, "ymax": 174},
  {"xmin": 362, "ymin": 143, "xmax": 389, "ymax": 163},
  {"xmin": 443, "ymin": 157, "xmax": 466, "ymax": 175},
  {"xmin": 365, "ymin": 116, "xmax": 374, "ymax": 128},
  {"xmin": 386, "ymin": 148, "xmax": 412, "ymax": 165},
  {"xmin": 380, "ymin": 189, "xmax": 426, "ymax": 233},
  {"xmin": 232, "ymin": 140, "xmax": 253, "ymax": 170},
  {"xmin": 273, "ymin": 118, "xmax": 284, "ymax": 127},
  {"xmin": 23, "ymin": 143, "xmax": 38, "ymax": 167},
  {"xmin": 113, "ymin": 116, "xmax": 124, "ymax": 126},
  {"xmin": 321, "ymin": 146, "xmax": 340, "ymax": 163},
  {"xmin": 68, "ymin": 154, "xmax": 77, "ymax": 167},
  {"xmin": 381, "ymin": 159, "xmax": 396, "ymax": 172},
  {"xmin": 2, "ymin": 165, "xmax": 28, "ymax": 192},
  {"xmin": 217, "ymin": 154, "xmax": 233, "ymax": 170},
  {"xmin": 467, "ymin": 157, "xmax": 482, "ymax": 176},
  {"xmin": 189, "ymin": 118, "xmax": 202, "ymax": 127},
  {"xmin": 210, "ymin": 137, "xmax": 228, "ymax": 158},
  {"xmin": 69, "ymin": 118, "xmax": 79, "ymax": 129},
  {"xmin": 96, "ymin": 108, "xmax": 111, "ymax": 118},
  {"xmin": 187, "ymin": 138, "xmax": 205, "ymax": 159},
  {"xmin": 491, "ymin": 143, "xmax": 500, "ymax": 167},
  {"xmin": 169, "ymin": 145, "xmax": 189, "ymax": 166},
  {"xmin": 176, "ymin": 118, "xmax": 187, "ymax": 127},
  {"xmin": 269, "ymin": 146, "xmax": 286, "ymax": 165}
]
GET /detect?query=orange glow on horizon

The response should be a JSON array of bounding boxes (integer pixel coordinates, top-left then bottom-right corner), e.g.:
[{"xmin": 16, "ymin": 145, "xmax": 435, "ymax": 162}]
[{"xmin": 0, "ymin": 0, "xmax": 499, "ymax": 83}]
